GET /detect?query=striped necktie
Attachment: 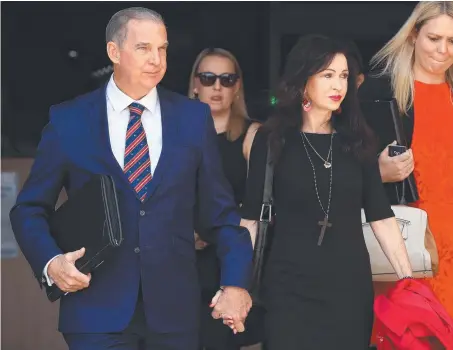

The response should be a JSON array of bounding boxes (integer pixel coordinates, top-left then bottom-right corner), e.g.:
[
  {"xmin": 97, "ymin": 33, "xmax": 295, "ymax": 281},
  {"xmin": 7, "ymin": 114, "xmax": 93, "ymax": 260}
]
[{"xmin": 124, "ymin": 102, "xmax": 152, "ymax": 202}]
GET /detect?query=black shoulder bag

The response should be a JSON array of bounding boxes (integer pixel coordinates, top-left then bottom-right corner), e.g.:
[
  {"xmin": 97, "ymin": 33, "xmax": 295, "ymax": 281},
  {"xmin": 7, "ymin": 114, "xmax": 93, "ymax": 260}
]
[{"xmin": 250, "ymin": 141, "xmax": 276, "ymax": 305}]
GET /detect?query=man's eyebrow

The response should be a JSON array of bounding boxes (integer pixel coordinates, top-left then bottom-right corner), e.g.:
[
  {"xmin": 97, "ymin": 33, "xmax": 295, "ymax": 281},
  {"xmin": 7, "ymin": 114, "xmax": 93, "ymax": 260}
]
[{"xmin": 135, "ymin": 41, "xmax": 169, "ymax": 48}]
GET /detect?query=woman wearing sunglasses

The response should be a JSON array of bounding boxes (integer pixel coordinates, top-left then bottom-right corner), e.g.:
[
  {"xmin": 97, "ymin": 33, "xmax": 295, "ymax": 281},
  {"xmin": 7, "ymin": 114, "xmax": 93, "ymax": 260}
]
[{"xmin": 188, "ymin": 48, "xmax": 261, "ymax": 350}]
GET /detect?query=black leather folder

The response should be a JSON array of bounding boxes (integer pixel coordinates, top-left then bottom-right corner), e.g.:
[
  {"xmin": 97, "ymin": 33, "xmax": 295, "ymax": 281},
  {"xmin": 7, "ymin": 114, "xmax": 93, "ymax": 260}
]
[
  {"xmin": 360, "ymin": 98, "xmax": 419, "ymax": 204},
  {"xmin": 45, "ymin": 174, "xmax": 123, "ymax": 302}
]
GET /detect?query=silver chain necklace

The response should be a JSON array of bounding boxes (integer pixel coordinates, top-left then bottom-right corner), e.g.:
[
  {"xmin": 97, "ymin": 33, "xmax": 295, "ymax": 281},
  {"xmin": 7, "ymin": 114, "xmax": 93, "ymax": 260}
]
[
  {"xmin": 300, "ymin": 132, "xmax": 334, "ymax": 246},
  {"xmin": 301, "ymin": 132, "xmax": 332, "ymax": 168}
]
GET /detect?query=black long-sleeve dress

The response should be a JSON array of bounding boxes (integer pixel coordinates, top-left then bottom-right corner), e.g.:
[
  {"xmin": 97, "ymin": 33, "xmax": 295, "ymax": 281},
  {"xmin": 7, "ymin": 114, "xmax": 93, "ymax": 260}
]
[{"xmin": 241, "ymin": 127, "xmax": 394, "ymax": 349}]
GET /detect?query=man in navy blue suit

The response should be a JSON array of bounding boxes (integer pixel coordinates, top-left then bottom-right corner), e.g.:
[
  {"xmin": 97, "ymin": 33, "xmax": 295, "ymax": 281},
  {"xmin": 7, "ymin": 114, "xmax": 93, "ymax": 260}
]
[{"xmin": 10, "ymin": 7, "xmax": 253, "ymax": 350}]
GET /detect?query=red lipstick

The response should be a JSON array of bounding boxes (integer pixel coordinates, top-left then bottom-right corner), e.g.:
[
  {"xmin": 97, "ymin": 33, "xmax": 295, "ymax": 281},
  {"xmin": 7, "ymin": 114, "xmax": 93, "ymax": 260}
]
[{"xmin": 329, "ymin": 95, "xmax": 342, "ymax": 102}]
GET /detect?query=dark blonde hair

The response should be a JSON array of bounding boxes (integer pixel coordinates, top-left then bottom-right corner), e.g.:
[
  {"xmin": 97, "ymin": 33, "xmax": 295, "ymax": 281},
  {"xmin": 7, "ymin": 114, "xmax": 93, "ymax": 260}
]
[
  {"xmin": 371, "ymin": 1, "xmax": 453, "ymax": 114},
  {"xmin": 188, "ymin": 48, "xmax": 249, "ymax": 141}
]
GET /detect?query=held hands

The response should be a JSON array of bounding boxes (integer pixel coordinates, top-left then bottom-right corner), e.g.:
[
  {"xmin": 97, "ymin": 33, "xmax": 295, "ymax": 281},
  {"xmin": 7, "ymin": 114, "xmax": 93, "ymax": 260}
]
[
  {"xmin": 210, "ymin": 286, "xmax": 252, "ymax": 334},
  {"xmin": 379, "ymin": 141, "xmax": 414, "ymax": 183},
  {"xmin": 47, "ymin": 247, "xmax": 91, "ymax": 293}
]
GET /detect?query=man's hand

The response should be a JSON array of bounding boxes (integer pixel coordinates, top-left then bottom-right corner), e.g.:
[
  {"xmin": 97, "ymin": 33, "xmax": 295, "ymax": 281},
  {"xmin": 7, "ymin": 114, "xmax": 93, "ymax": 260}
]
[
  {"xmin": 210, "ymin": 286, "xmax": 252, "ymax": 334},
  {"xmin": 194, "ymin": 232, "xmax": 209, "ymax": 250},
  {"xmin": 47, "ymin": 247, "xmax": 91, "ymax": 293},
  {"xmin": 379, "ymin": 142, "xmax": 414, "ymax": 183}
]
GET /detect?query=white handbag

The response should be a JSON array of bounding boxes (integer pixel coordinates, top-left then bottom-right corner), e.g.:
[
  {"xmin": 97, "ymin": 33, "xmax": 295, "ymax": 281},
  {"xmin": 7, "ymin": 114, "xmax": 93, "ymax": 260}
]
[{"xmin": 362, "ymin": 205, "xmax": 439, "ymax": 282}]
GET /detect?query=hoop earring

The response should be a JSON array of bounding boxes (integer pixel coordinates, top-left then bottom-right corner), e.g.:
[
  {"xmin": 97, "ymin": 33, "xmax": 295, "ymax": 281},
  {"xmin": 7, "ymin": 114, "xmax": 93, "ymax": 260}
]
[
  {"xmin": 302, "ymin": 97, "xmax": 312, "ymax": 112},
  {"xmin": 333, "ymin": 106, "xmax": 342, "ymax": 115}
]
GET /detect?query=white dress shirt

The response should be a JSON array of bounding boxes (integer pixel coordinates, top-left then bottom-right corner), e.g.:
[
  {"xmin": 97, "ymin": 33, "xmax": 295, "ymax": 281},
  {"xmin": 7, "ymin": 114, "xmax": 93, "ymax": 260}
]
[
  {"xmin": 106, "ymin": 75, "xmax": 162, "ymax": 173},
  {"xmin": 43, "ymin": 74, "xmax": 162, "ymax": 286}
]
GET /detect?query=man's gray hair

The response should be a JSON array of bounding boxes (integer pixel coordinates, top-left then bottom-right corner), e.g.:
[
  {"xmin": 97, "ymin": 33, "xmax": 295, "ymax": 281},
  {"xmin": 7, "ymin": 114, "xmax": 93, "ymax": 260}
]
[{"xmin": 106, "ymin": 7, "xmax": 165, "ymax": 47}]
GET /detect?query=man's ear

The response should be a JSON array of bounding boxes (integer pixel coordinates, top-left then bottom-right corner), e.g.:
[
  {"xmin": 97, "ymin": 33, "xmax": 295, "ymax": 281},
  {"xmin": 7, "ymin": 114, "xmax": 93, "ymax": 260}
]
[{"xmin": 107, "ymin": 41, "xmax": 120, "ymax": 64}]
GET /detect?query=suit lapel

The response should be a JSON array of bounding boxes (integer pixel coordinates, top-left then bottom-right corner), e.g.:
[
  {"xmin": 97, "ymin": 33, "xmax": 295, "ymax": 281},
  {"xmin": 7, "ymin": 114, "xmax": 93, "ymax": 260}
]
[
  {"xmin": 87, "ymin": 84, "xmax": 179, "ymax": 202},
  {"xmin": 142, "ymin": 86, "xmax": 179, "ymax": 203},
  {"xmin": 88, "ymin": 85, "xmax": 137, "ymax": 196}
]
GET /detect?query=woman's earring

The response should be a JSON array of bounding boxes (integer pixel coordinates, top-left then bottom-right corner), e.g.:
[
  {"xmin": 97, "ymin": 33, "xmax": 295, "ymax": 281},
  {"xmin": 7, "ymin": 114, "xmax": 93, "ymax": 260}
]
[
  {"xmin": 302, "ymin": 96, "xmax": 312, "ymax": 112},
  {"xmin": 193, "ymin": 91, "xmax": 199, "ymax": 100},
  {"xmin": 333, "ymin": 106, "xmax": 342, "ymax": 115}
]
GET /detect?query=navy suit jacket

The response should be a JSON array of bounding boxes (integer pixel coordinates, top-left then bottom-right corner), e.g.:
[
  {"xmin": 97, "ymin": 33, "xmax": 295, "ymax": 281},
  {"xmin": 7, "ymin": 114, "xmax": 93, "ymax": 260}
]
[{"xmin": 10, "ymin": 84, "xmax": 253, "ymax": 334}]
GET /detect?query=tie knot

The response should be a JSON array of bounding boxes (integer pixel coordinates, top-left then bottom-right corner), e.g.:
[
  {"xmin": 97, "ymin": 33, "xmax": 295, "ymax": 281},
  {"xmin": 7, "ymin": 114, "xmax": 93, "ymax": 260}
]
[{"xmin": 129, "ymin": 102, "xmax": 145, "ymax": 117}]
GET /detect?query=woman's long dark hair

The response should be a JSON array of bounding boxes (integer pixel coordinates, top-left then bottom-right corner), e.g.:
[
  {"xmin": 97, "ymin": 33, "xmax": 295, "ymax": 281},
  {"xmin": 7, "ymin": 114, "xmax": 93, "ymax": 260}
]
[{"xmin": 265, "ymin": 34, "xmax": 377, "ymax": 164}]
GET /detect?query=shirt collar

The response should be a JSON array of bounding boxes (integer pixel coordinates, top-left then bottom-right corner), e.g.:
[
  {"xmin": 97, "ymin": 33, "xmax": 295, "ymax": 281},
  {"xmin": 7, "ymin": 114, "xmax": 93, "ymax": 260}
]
[{"xmin": 106, "ymin": 74, "xmax": 158, "ymax": 114}]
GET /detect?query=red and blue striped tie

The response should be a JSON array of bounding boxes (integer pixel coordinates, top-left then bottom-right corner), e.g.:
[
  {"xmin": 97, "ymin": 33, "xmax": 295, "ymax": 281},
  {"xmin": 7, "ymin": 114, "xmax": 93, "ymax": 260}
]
[{"xmin": 124, "ymin": 102, "xmax": 151, "ymax": 202}]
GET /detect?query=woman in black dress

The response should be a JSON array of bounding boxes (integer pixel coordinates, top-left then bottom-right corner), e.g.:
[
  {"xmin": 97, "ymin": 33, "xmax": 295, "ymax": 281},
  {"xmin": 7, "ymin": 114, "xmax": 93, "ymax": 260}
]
[
  {"xmin": 187, "ymin": 48, "xmax": 260, "ymax": 350},
  {"xmin": 240, "ymin": 35, "xmax": 413, "ymax": 349}
]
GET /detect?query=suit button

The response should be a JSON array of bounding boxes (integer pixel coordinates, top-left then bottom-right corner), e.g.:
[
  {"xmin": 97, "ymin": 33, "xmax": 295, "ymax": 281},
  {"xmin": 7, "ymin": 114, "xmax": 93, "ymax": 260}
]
[
  {"xmin": 134, "ymin": 247, "xmax": 140, "ymax": 254},
  {"xmin": 140, "ymin": 210, "xmax": 146, "ymax": 216}
]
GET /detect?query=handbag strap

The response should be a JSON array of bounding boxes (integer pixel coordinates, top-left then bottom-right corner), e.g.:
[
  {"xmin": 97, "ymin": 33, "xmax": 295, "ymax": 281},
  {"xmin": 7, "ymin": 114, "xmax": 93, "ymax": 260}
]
[
  {"xmin": 393, "ymin": 100, "xmax": 419, "ymax": 205},
  {"xmin": 397, "ymin": 180, "xmax": 407, "ymax": 205},
  {"xmin": 260, "ymin": 140, "xmax": 274, "ymax": 222}
]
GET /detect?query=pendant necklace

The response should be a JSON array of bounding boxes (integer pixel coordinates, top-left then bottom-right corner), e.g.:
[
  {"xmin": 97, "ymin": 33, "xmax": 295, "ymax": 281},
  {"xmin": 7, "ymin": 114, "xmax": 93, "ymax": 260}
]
[
  {"xmin": 300, "ymin": 132, "xmax": 334, "ymax": 245},
  {"xmin": 301, "ymin": 132, "xmax": 332, "ymax": 168}
]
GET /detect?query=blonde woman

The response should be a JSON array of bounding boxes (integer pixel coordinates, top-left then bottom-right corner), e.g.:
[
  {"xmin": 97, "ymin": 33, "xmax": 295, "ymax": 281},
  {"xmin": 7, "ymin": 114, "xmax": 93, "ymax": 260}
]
[
  {"xmin": 188, "ymin": 48, "xmax": 261, "ymax": 350},
  {"xmin": 359, "ymin": 1, "xmax": 453, "ymax": 319}
]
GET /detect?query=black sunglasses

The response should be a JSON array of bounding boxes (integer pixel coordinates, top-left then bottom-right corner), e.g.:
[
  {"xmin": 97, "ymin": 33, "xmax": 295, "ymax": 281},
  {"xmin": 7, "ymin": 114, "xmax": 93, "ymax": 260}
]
[{"xmin": 195, "ymin": 72, "xmax": 239, "ymax": 88}]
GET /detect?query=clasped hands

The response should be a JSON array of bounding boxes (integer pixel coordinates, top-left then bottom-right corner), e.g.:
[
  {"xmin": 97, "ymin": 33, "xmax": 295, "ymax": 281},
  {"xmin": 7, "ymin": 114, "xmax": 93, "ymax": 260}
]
[
  {"xmin": 210, "ymin": 286, "xmax": 253, "ymax": 334},
  {"xmin": 49, "ymin": 244, "xmax": 253, "ymax": 334}
]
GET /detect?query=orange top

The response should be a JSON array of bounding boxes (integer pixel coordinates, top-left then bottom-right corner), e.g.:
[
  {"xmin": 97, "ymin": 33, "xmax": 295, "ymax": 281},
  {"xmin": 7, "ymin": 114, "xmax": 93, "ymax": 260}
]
[{"xmin": 410, "ymin": 80, "xmax": 453, "ymax": 317}]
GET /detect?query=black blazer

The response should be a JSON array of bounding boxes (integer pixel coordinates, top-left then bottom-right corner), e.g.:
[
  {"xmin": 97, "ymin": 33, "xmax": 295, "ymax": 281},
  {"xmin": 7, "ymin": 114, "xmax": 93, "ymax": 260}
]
[
  {"xmin": 358, "ymin": 74, "xmax": 417, "ymax": 205},
  {"xmin": 359, "ymin": 74, "xmax": 415, "ymax": 147}
]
